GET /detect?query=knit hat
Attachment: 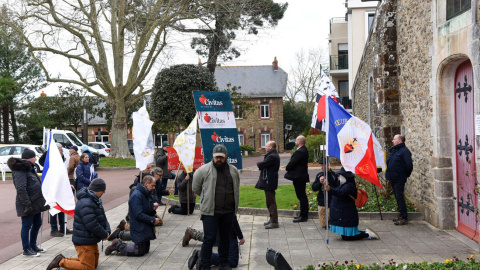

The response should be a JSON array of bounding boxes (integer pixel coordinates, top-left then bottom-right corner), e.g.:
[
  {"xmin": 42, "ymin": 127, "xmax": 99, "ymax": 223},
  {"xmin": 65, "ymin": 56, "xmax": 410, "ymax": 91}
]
[
  {"xmin": 162, "ymin": 141, "xmax": 170, "ymax": 147},
  {"xmin": 21, "ymin": 149, "xmax": 36, "ymax": 159},
  {"xmin": 212, "ymin": 144, "xmax": 227, "ymax": 158},
  {"xmin": 80, "ymin": 145, "xmax": 89, "ymax": 151},
  {"xmin": 89, "ymin": 178, "xmax": 106, "ymax": 192},
  {"xmin": 69, "ymin": 146, "xmax": 78, "ymax": 151}
]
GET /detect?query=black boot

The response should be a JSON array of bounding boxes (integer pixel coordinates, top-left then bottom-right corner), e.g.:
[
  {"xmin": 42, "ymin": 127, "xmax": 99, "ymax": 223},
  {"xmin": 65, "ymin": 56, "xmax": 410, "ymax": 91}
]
[{"xmin": 105, "ymin": 239, "xmax": 123, "ymax": 255}]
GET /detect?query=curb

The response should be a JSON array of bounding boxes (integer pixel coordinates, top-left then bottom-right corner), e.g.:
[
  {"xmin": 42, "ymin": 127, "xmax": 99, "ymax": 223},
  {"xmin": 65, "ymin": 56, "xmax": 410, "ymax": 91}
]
[{"xmin": 161, "ymin": 198, "xmax": 424, "ymax": 220}]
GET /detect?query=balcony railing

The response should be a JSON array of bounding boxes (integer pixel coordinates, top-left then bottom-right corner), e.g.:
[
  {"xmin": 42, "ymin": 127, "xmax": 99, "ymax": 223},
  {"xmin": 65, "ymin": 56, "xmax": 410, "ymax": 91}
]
[
  {"xmin": 339, "ymin": 96, "xmax": 352, "ymax": 109},
  {"xmin": 330, "ymin": 54, "xmax": 348, "ymax": 71}
]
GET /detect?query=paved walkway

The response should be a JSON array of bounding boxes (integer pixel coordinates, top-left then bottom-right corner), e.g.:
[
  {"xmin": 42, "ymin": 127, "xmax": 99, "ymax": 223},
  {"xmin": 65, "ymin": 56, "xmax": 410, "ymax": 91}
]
[{"xmin": 2, "ymin": 202, "xmax": 480, "ymax": 270}]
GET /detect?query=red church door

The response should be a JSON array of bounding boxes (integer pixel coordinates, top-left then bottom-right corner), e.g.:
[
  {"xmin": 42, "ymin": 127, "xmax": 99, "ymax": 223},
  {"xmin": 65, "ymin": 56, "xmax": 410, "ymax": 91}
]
[{"xmin": 455, "ymin": 60, "xmax": 478, "ymax": 242}]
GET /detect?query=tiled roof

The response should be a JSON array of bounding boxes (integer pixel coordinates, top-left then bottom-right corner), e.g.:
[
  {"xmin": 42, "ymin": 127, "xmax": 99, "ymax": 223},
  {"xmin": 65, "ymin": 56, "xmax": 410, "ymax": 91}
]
[{"xmin": 214, "ymin": 65, "xmax": 288, "ymax": 98}]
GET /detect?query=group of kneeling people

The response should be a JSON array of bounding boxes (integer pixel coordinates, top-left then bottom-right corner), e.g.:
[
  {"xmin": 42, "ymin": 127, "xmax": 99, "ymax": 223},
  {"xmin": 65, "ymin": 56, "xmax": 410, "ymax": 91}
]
[{"xmin": 46, "ymin": 165, "xmax": 243, "ymax": 270}]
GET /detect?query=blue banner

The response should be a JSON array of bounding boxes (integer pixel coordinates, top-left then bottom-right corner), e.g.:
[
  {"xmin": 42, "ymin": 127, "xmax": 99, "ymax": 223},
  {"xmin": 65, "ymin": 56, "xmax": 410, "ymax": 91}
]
[
  {"xmin": 193, "ymin": 91, "xmax": 234, "ymax": 112},
  {"xmin": 193, "ymin": 91, "xmax": 242, "ymax": 169},
  {"xmin": 200, "ymin": 129, "xmax": 242, "ymax": 168}
]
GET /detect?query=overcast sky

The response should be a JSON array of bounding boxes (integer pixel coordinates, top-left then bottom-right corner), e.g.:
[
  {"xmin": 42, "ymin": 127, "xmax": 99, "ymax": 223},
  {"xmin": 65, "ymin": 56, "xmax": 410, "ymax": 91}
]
[{"xmin": 38, "ymin": 0, "xmax": 347, "ymax": 95}]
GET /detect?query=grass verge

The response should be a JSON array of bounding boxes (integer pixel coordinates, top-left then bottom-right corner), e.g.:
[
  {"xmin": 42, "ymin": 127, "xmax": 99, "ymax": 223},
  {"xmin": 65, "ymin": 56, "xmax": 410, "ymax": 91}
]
[{"xmin": 99, "ymin": 157, "xmax": 136, "ymax": 167}]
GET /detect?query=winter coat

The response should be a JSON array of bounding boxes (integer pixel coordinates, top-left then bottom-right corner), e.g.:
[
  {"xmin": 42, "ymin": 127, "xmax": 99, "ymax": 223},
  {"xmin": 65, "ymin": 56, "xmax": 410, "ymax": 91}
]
[
  {"xmin": 312, "ymin": 169, "xmax": 338, "ymax": 207},
  {"xmin": 386, "ymin": 143, "xmax": 413, "ymax": 183},
  {"xmin": 192, "ymin": 161, "xmax": 240, "ymax": 216},
  {"xmin": 255, "ymin": 149, "xmax": 280, "ymax": 191},
  {"xmin": 177, "ymin": 171, "xmax": 194, "ymax": 204},
  {"xmin": 9, "ymin": 158, "xmax": 49, "ymax": 217},
  {"xmin": 129, "ymin": 183, "xmax": 157, "ymax": 243},
  {"xmin": 76, "ymin": 161, "xmax": 93, "ymax": 190},
  {"xmin": 72, "ymin": 188, "xmax": 110, "ymax": 246},
  {"xmin": 155, "ymin": 149, "xmax": 172, "ymax": 179},
  {"xmin": 329, "ymin": 177, "xmax": 358, "ymax": 228},
  {"xmin": 285, "ymin": 146, "xmax": 309, "ymax": 183},
  {"xmin": 68, "ymin": 152, "xmax": 80, "ymax": 179}
]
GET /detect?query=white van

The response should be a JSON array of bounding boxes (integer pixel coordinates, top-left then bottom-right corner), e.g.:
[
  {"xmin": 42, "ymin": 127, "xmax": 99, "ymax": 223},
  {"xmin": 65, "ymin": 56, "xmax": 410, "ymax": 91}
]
[{"xmin": 43, "ymin": 128, "xmax": 100, "ymax": 167}]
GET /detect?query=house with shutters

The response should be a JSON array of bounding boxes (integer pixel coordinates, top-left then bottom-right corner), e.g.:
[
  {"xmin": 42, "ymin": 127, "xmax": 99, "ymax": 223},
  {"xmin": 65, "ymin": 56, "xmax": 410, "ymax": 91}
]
[
  {"xmin": 351, "ymin": 0, "xmax": 480, "ymax": 242},
  {"xmin": 214, "ymin": 58, "xmax": 288, "ymax": 153}
]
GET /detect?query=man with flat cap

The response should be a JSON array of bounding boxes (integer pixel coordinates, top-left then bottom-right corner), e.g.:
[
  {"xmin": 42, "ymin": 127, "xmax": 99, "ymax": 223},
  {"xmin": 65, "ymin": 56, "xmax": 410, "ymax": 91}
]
[
  {"xmin": 193, "ymin": 144, "xmax": 240, "ymax": 270},
  {"xmin": 47, "ymin": 178, "xmax": 111, "ymax": 270}
]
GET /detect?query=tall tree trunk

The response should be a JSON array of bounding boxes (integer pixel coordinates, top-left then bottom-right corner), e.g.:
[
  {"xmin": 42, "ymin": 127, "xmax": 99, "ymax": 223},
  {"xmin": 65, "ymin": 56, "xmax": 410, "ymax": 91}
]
[
  {"xmin": 206, "ymin": 16, "xmax": 225, "ymax": 73},
  {"xmin": 2, "ymin": 104, "xmax": 8, "ymax": 143},
  {"xmin": 9, "ymin": 102, "xmax": 19, "ymax": 143},
  {"xmin": 108, "ymin": 97, "xmax": 131, "ymax": 158}
]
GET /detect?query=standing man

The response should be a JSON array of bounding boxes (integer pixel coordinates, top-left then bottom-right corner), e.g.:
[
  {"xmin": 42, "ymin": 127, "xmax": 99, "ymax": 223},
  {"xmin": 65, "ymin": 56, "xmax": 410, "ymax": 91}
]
[
  {"xmin": 155, "ymin": 141, "xmax": 173, "ymax": 204},
  {"xmin": 255, "ymin": 140, "xmax": 280, "ymax": 229},
  {"xmin": 104, "ymin": 175, "xmax": 160, "ymax": 257},
  {"xmin": 285, "ymin": 135, "xmax": 310, "ymax": 223},
  {"xmin": 67, "ymin": 146, "xmax": 80, "ymax": 188},
  {"xmin": 9, "ymin": 149, "xmax": 49, "ymax": 256},
  {"xmin": 386, "ymin": 134, "xmax": 413, "ymax": 225},
  {"xmin": 46, "ymin": 178, "xmax": 111, "ymax": 270},
  {"xmin": 193, "ymin": 144, "xmax": 240, "ymax": 270}
]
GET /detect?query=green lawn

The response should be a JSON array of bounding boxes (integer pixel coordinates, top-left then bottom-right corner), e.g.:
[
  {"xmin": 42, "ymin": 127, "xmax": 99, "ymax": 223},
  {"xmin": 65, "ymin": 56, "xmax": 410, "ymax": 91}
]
[
  {"xmin": 99, "ymin": 157, "xmax": 136, "ymax": 167},
  {"xmin": 193, "ymin": 184, "xmax": 416, "ymax": 212}
]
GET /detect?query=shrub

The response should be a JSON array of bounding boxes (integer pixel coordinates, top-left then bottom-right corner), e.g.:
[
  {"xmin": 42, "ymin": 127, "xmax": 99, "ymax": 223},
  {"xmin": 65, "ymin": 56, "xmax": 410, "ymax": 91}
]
[
  {"xmin": 306, "ymin": 134, "xmax": 324, "ymax": 162},
  {"xmin": 240, "ymin": 144, "xmax": 254, "ymax": 154}
]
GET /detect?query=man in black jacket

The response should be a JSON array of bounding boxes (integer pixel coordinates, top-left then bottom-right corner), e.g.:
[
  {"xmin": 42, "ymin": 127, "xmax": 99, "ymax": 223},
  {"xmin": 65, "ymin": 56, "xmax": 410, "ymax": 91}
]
[
  {"xmin": 105, "ymin": 175, "xmax": 160, "ymax": 257},
  {"xmin": 285, "ymin": 135, "xmax": 310, "ymax": 223},
  {"xmin": 46, "ymin": 178, "xmax": 111, "ymax": 270},
  {"xmin": 9, "ymin": 149, "xmax": 49, "ymax": 257},
  {"xmin": 155, "ymin": 141, "xmax": 174, "ymax": 203},
  {"xmin": 255, "ymin": 141, "xmax": 280, "ymax": 229},
  {"xmin": 386, "ymin": 134, "xmax": 413, "ymax": 225}
]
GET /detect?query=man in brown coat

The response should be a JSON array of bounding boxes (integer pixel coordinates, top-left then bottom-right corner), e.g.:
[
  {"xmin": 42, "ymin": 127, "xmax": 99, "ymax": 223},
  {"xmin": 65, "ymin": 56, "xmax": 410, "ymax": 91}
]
[{"xmin": 68, "ymin": 146, "xmax": 80, "ymax": 188}]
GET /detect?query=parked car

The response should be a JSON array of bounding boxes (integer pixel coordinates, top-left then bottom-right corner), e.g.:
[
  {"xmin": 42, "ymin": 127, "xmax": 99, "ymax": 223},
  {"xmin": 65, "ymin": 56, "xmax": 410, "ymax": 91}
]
[
  {"xmin": 88, "ymin": 142, "xmax": 110, "ymax": 158},
  {"xmin": 0, "ymin": 144, "xmax": 45, "ymax": 172}
]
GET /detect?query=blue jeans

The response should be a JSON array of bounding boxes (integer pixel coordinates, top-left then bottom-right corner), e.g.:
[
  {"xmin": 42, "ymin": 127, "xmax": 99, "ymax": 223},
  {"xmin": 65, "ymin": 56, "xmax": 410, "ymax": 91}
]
[
  {"xmin": 50, "ymin": 212, "xmax": 65, "ymax": 232},
  {"xmin": 200, "ymin": 213, "xmax": 234, "ymax": 269},
  {"xmin": 21, "ymin": 213, "xmax": 42, "ymax": 250},
  {"xmin": 391, "ymin": 181, "xmax": 407, "ymax": 219},
  {"xmin": 211, "ymin": 236, "xmax": 239, "ymax": 268}
]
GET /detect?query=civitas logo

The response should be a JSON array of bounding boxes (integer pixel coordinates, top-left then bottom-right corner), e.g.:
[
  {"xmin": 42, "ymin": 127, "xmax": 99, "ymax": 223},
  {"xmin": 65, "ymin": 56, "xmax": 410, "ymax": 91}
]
[
  {"xmin": 199, "ymin": 94, "xmax": 223, "ymax": 106},
  {"xmin": 211, "ymin": 131, "xmax": 234, "ymax": 143},
  {"xmin": 203, "ymin": 113, "xmax": 225, "ymax": 124}
]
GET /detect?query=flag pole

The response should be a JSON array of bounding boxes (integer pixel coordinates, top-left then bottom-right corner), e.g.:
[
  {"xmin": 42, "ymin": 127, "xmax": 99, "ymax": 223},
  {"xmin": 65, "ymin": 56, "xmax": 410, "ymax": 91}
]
[
  {"xmin": 187, "ymin": 172, "xmax": 190, "ymax": 216},
  {"xmin": 161, "ymin": 163, "xmax": 181, "ymax": 220},
  {"xmin": 373, "ymin": 183, "xmax": 383, "ymax": 220}
]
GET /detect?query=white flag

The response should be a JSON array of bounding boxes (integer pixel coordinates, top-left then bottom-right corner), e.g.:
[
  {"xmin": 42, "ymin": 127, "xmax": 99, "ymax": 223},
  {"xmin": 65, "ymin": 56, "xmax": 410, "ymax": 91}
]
[
  {"xmin": 132, "ymin": 101, "xmax": 155, "ymax": 171},
  {"xmin": 173, "ymin": 115, "xmax": 197, "ymax": 173},
  {"xmin": 41, "ymin": 133, "xmax": 76, "ymax": 216}
]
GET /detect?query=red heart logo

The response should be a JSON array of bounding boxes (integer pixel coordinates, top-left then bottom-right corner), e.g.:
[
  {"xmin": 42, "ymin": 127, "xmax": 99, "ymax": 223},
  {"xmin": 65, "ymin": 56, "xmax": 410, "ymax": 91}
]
[
  {"xmin": 199, "ymin": 94, "xmax": 207, "ymax": 105},
  {"xmin": 204, "ymin": 113, "xmax": 211, "ymax": 123}
]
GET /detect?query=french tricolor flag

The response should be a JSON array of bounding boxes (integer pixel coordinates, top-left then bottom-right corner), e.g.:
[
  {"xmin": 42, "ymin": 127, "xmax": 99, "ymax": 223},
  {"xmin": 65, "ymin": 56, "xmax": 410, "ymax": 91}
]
[
  {"xmin": 41, "ymin": 133, "xmax": 75, "ymax": 216},
  {"xmin": 323, "ymin": 96, "xmax": 386, "ymax": 187}
]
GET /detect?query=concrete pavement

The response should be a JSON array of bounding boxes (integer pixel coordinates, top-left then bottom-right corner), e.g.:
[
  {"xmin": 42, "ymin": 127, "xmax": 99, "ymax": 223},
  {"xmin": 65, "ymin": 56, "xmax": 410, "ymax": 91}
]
[{"xmin": 1, "ymin": 200, "xmax": 479, "ymax": 270}]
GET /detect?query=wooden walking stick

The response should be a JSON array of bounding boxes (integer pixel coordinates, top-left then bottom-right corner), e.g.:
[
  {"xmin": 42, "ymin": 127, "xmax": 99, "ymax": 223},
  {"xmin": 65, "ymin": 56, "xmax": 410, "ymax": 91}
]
[
  {"xmin": 161, "ymin": 164, "xmax": 181, "ymax": 220},
  {"xmin": 187, "ymin": 172, "xmax": 191, "ymax": 216}
]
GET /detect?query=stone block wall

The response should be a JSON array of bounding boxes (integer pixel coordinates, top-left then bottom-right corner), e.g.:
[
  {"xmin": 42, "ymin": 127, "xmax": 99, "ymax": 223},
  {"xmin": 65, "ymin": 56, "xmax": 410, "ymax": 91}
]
[{"xmin": 352, "ymin": 0, "xmax": 439, "ymax": 225}]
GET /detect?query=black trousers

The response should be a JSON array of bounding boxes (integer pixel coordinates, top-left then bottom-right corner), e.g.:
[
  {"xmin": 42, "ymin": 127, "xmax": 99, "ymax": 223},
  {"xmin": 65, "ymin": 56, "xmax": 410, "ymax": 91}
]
[
  {"xmin": 170, "ymin": 203, "xmax": 195, "ymax": 215},
  {"xmin": 341, "ymin": 231, "xmax": 368, "ymax": 241},
  {"xmin": 200, "ymin": 212, "xmax": 234, "ymax": 268},
  {"xmin": 391, "ymin": 181, "xmax": 407, "ymax": 219},
  {"xmin": 293, "ymin": 180, "xmax": 309, "ymax": 219},
  {"xmin": 265, "ymin": 190, "xmax": 278, "ymax": 223}
]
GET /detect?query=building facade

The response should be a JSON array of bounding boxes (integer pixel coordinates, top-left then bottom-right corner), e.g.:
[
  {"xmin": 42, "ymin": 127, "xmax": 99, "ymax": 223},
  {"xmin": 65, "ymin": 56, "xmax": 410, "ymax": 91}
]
[{"xmin": 352, "ymin": 0, "xmax": 480, "ymax": 243}]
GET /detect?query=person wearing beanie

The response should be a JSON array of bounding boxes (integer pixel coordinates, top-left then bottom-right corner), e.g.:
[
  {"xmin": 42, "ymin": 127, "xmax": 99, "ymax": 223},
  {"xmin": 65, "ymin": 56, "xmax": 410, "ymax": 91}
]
[
  {"xmin": 155, "ymin": 141, "xmax": 175, "ymax": 203},
  {"xmin": 47, "ymin": 178, "xmax": 111, "ymax": 270},
  {"xmin": 8, "ymin": 149, "xmax": 49, "ymax": 257},
  {"xmin": 192, "ymin": 144, "xmax": 240, "ymax": 270}
]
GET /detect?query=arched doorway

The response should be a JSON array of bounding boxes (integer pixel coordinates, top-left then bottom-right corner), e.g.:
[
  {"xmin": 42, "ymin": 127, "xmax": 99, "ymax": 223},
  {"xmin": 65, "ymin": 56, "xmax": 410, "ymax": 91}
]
[{"xmin": 454, "ymin": 60, "xmax": 478, "ymax": 241}]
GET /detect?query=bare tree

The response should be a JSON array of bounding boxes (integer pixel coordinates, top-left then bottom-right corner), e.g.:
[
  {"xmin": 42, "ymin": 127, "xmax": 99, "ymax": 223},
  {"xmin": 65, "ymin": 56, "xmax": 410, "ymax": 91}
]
[
  {"xmin": 0, "ymin": 0, "xmax": 191, "ymax": 157},
  {"xmin": 285, "ymin": 48, "xmax": 326, "ymax": 111}
]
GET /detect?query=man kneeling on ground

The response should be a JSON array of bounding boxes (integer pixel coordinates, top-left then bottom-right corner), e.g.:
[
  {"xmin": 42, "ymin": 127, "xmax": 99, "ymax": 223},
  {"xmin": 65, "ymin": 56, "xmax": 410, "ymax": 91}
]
[
  {"xmin": 46, "ymin": 178, "xmax": 110, "ymax": 270},
  {"xmin": 104, "ymin": 175, "xmax": 160, "ymax": 256}
]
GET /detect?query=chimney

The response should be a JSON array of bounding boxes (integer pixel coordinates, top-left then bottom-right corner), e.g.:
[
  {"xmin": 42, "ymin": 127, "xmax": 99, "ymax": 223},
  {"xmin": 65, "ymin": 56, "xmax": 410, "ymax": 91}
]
[{"xmin": 272, "ymin": 57, "xmax": 278, "ymax": 71}]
